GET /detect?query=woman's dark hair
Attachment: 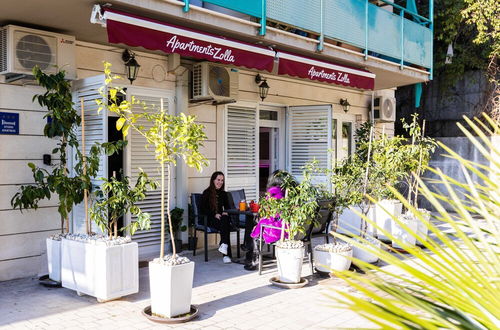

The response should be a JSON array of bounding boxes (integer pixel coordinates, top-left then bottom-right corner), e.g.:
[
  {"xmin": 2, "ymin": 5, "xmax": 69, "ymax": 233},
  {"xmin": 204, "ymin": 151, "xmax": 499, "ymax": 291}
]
[
  {"xmin": 266, "ymin": 170, "xmax": 297, "ymax": 189},
  {"xmin": 208, "ymin": 171, "xmax": 225, "ymax": 213}
]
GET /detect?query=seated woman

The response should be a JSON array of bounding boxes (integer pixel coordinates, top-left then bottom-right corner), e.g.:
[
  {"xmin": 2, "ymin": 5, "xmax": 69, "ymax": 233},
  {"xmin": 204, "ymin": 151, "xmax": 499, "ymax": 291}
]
[
  {"xmin": 242, "ymin": 170, "xmax": 296, "ymax": 271},
  {"xmin": 200, "ymin": 171, "xmax": 233, "ymax": 264}
]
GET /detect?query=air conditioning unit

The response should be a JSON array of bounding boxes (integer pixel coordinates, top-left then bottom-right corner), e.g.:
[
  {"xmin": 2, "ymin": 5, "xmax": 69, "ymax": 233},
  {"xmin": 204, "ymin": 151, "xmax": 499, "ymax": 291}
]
[
  {"xmin": 373, "ymin": 96, "xmax": 396, "ymax": 122},
  {"xmin": 191, "ymin": 62, "xmax": 238, "ymax": 103},
  {"xmin": 0, "ymin": 25, "xmax": 76, "ymax": 82}
]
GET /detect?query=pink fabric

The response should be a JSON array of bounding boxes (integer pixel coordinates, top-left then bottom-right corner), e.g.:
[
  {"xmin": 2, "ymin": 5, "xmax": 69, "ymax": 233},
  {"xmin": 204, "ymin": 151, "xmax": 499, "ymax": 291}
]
[{"xmin": 251, "ymin": 187, "xmax": 288, "ymax": 243}]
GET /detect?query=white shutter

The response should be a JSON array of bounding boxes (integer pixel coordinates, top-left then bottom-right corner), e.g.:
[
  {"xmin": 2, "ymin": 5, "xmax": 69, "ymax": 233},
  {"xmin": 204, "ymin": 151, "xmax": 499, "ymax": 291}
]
[
  {"xmin": 71, "ymin": 75, "xmax": 108, "ymax": 234},
  {"xmin": 126, "ymin": 90, "xmax": 175, "ymax": 258},
  {"xmin": 225, "ymin": 106, "xmax": 258, "ymax": 201},
  {"xmin": 288, "ymin": 105, "xmax": 332, "ymax": 183}
]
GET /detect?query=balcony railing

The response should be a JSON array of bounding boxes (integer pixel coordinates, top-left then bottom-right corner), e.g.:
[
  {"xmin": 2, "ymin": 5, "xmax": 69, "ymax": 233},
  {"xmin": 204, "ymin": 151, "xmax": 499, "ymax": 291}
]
[{"xmin": 182, "ymin": 0, "xmax": 433, "ymax": 74}]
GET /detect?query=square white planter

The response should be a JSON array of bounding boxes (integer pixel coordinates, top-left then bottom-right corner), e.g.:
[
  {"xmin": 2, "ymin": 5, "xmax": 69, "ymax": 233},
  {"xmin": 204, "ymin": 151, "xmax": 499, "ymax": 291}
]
[
  {"xmin": 375, "ymin": 200, "xmax": 403, "ymax": 241},
  {"xmin": 61, "ymin": 238, "xmax": 138, "ymax": 302},
  {"xmin": 337, "ymin": 205, "xmax": 376, "ymax": 236},
  {"xmin": 46, "ymin": 238, "xmax": 61, "ymax": 282},
  {"xmin": 149, "ymin": 261, "xmax": 195, "ymax": 318}
]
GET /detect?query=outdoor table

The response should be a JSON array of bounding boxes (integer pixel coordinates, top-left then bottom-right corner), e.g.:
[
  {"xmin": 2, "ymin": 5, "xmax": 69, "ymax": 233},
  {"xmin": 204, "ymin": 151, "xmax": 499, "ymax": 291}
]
[{"xmin": 225, "ymin": 208, "xmax": 259, "ymax": 263}]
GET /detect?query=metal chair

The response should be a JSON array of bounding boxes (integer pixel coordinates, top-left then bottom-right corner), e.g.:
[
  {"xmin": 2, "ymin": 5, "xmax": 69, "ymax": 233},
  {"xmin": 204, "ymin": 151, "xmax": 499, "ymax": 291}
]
[{"xmin": 190, "ymin": 193, "xmax": 240, "ymax": 262}]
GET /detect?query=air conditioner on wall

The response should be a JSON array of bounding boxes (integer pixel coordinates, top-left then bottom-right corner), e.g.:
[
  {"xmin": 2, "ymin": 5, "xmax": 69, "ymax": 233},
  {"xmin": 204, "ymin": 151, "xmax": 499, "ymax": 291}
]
[
  {"xmin": 373, "ymin": 96, "xmax": 396, "ymax": 122},
  {"xmin": 191, "ymin": 62, "xmax": 238, "ymax": 104},
  {"xmin": 0, "ymin": 25, "xmax": 76, "ymax": 82}
]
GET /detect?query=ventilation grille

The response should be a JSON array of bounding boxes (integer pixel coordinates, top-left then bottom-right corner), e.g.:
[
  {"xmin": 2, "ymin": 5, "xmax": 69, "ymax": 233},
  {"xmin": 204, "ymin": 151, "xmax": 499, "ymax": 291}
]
[
  {"xmin": 208, "ymin": 65, "xmax": 230, "ymax": 97},
  {"xmin": 0, "ymin": 28, "xmax": 7, "ymax": 72},
  {"xmin": 14, "ymin": 31, "xmax": 56, "ymax": 72},
  {"xmin": 192, "ymin": 64, "xmax": 203, "ymax": 98}
]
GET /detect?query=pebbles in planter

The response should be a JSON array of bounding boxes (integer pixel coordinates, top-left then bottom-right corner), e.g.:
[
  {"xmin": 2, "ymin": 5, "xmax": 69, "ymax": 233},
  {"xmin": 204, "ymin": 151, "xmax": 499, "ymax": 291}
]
[
  {"xmin": 153, "ymin": 254, "xmax": 191, "ymax": 266},
  {"xmin": 64, "ymin": 233, "xmax": 132, "ymax": 246},
  {"xmin": 48, "ymin": 233, "xmax": 68, "ymax": 241},
  {"xmin": 314, "ymin": 243, "xmax": 353, "ymax": 272},
  {"xmin": 276, "ymin": 240, "xmax": 304, "ymax": 249}
]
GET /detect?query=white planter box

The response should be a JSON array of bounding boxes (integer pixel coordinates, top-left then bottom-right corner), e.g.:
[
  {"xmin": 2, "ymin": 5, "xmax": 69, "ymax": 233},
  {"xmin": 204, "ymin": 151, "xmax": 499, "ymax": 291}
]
[
  {"xmin": 392, "ymin": 215, "xmax": 419, "ymax": 249},
  {"xmin": 46, "ymin": 238, "xmax": 61, "ymax": 282},
  {"xmin": 276, "ymin": 246, "xmax": 304, "ymax": 284},
  {"xmin": 408, "ymin": 209, "xmax": 431, "ymax": 244},
  {"xmin": 353, "ymin": 238, "xmax": 380, "ymax": 264},
  {"xmin": 61, "ymin": 239, "xmax": 138, "ymax": 302},
  {"xmin": 375, "ymin": 200, "xmax": 403, "ymax": 241},
  {"xmin": 313, "ymin": 248, "xmax": 352, "ymax": 272},
  {"xmin": 337, "ymin": 205, "xmax": 376, "ymax": 236},
  {"xmin": 149, "ymin": 261, "xmax": 195, "ymax": 318}
]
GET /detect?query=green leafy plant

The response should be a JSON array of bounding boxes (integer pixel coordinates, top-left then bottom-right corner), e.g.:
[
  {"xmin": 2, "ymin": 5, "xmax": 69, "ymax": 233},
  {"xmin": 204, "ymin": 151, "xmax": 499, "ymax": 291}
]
[
  {"xmin": 328, "ymin": 114, "xmax": 500, "ymax": 329},
  {"xmin": 168, "ymin": 207, "xmax": 187, "ymax": 238},
  {"xmin": 258, "ymin": 166, "xmax": 320, "ymax": 242},
  {"xmin": 98, "ymin": 62, "xmax": 208, "ymax": 258},
  {"xmin": 90, "ymin": 171, "xmax": 157, "ymax": 239},
  {"xmin": 10, "ymin": 66, "xmax": 106, "ymax": 234}
]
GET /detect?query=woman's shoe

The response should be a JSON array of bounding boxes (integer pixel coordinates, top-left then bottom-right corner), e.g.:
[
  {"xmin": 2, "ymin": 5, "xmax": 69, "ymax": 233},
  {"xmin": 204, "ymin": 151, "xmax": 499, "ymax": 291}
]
[
  {"xmin": 223, "ymin": 256, "xmax": 232, "ymax": 264},
  {"xmin": 218, "ymin": 243, "xmax": 228, "ymax": 255},
  {"xmin": 244, "ymin": 264, "xmax": 257, "ymax": 271}
]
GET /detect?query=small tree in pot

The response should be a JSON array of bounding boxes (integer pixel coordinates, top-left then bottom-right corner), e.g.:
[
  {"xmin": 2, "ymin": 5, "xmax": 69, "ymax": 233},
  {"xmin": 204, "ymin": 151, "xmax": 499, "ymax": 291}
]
[
  {"xmin": 100, "ymin": 63, "xmax": 208, "ymax": 318},
  {"xmin": 258, "ymin": 166, "xmax": 319, "ymax": 284}
]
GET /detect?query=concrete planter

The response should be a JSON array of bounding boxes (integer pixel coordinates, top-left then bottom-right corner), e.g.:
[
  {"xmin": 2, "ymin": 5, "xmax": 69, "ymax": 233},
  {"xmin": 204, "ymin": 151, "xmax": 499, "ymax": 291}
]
[
  {"xmin": 313, "ymin": 246, "xmax": 352, "ymax": 272},
  {"xmin": 352, "ymin": 237, "xmax": 381, "ymax": 264},
  {"xmin": 276, "ymin": 246, "xmax": 304, "ymax": 284},
  {"xmin": 46, "ymin": 238, "xmax": 61, "ymax": 282},
  {"xmin": 392, "ymin": 214, "xmax": 419, "ymax": 249},
  {"xmin": 375, "ymin": 200, "xmax": 403, "ymax": 241},
  {"xmin": 61, "ymin": 238, "xmax": 139, "ymax": 302},
  {"xmin": 338, "ymin": 205, "xmax": 376, "ymax": 236},
  {"xmin": 408, "ymin": 209, "xmax": 431, "ymax": 244},
  {"xmin": 149, "ymin": 261, "xmax": 195, "ymax": 318}
]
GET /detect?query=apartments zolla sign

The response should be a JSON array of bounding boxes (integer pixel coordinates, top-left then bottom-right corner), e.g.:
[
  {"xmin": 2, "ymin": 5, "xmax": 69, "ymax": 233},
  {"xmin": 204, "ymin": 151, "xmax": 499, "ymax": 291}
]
[
  {"xmin": 105, "ymin": 9, "xmax": 275, "ymax": 72},
  {"xmin": 278, "ymin": 52, "xmax": 375, "ymax": 90}
]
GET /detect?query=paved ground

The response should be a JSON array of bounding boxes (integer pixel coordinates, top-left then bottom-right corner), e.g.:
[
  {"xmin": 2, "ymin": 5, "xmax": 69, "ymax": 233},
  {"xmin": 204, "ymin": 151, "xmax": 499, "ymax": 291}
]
[{"xmin": 0, "ymin": 237, "xmax": 375, "ymax": 330}]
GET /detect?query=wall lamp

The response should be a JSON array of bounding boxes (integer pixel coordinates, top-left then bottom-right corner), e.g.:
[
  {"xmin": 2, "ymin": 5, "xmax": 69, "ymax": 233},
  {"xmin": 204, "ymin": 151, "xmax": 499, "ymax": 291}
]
[
  {"xmin": 255, "ymin": 74, "xmax": 270, "ymax": 101},
  {"xmin": 122, "ymin": 49, "xmax": 140, "ymax": 84},
  {"xmin": 340, "ymin": 98, "xmax": 351, "ymax": 113}
]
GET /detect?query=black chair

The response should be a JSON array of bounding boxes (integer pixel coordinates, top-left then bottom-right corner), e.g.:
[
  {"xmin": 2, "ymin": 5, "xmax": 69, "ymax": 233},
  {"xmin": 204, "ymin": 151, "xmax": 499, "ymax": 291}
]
[
  {"xmin": 310, "ymin": 199, "xmax": 334, "ymax": 243},
  {"xmin": 227, "ymin": 189, "xmax": 247, "ymax": 228},
  {"xmin": 190, "ymin": 193, "xmax": 240, "ymax": 262}
]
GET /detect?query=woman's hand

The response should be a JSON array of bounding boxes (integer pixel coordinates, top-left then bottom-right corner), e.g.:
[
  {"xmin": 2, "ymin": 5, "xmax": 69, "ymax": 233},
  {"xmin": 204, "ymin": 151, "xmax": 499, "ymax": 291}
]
[
  {"xmin": 215, "ymin": 213, "xmax": 222, "ymax": 220},
  {"xmin": 222, "ymin": 212, "xmax": 228, "ymax": 216}
]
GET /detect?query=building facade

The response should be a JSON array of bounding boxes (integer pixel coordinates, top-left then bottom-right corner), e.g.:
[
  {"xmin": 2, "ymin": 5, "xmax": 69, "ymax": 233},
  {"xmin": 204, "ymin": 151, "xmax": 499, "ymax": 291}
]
[{"xmin": 0, "ymin": 0, "xmax": 433, "ymax": 280}]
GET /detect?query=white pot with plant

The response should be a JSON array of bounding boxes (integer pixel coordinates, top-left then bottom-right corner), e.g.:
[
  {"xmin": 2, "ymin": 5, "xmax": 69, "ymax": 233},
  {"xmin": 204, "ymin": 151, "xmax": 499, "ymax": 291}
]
[
  {"xmin": 259, "ymin": 167, "xmax": 319, "ymax": 284},
  {"xmin": 11, "ymin": 67, "xmax": 103, "ymax": 284},
  {"xmin": 398, "ymin": 115, "xmax": 437, "ymax": 246},
  {"xmin": 375, "ymin": 199, "xmax": 403, "ymax": 241},
  {"xmin": 313, "ymin": 243, "xmax": 352, "ymax": 272},
  {"xmin": 391, "ymin": 213, "xmax": 419, "ymax": 249},
  {"xmin": 102, "ymin": 63, "xmax": 208, "ymax": 318},
  {"xmin": 61, "ymin": 169, "xmax": 156, "ymax": 302}
]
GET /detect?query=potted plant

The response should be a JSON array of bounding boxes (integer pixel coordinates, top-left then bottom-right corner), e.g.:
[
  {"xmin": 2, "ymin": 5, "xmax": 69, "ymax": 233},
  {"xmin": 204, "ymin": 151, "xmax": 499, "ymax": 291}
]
[
  {"xmin": 101, "ymin": 63, "xmax": 208, "ymax": 319},
  {"xmin": 313, "ymin": 243, "xmax": 352, "ymax": 272},
  {"xmin": 60, "ymin": 169, "xmax": 156, "ymax": 302},
  {"xmin": 168, "ymin": 207, "xmax": 187, "ymax": 253},
  {"xmin": 258, "ymin": 166, "xmax": 319, "ymax": 284},
  {"xmin": 393, "ymin": 114, "xmax": 437, "ymax": 247},
  {"xmin": 10, "ymin": 67, "xmax": 101, "ymax": 283}
]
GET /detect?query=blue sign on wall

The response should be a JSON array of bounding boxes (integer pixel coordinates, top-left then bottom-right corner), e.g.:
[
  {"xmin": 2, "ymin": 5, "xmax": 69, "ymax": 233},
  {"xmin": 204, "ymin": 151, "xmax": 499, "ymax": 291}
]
[{"xmin": 0, "ymin": 112, "xmax": 19, "ymax": 135}]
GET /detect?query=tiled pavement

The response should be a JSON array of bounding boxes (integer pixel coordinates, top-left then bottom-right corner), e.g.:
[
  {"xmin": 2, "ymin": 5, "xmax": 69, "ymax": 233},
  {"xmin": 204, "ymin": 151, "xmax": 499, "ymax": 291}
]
[{"xmin": 0, "ymin": 238, "xmax": 375, "ymax": 330}]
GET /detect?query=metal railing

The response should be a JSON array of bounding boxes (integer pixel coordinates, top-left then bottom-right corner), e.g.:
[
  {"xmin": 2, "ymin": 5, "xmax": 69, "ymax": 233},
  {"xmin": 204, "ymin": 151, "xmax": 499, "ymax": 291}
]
[{"xmin": 182, "ymin": 0, "xmax": 433, "ymax": 74}]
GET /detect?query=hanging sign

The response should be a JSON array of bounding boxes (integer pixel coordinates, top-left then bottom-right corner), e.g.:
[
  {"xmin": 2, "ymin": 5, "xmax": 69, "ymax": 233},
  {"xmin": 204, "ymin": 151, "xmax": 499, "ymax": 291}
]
[{"xmin": 0, "ymin": 112, "xmax": 19, "ymax": 135}]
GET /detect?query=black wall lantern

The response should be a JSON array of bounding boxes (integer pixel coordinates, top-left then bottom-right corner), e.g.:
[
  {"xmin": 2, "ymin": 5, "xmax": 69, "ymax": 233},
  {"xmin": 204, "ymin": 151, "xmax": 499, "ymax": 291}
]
[
  {"xmin": 340, "ymin": 98, "xmax": 351, "ymax": 113},
  {"xmin": 255, "ymin": 74, "xmax": 270, "ymax": 101},
  {"xmin": 122, "ymin": 50, "xmax": 140, "ymax": 84}
]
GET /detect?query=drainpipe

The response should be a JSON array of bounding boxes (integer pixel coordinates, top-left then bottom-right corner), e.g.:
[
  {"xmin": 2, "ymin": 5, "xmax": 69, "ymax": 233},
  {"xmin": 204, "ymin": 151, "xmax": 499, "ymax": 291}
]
[{"xmin": 170, "ymin": 54, "xmax": 190, "ymax": 244}]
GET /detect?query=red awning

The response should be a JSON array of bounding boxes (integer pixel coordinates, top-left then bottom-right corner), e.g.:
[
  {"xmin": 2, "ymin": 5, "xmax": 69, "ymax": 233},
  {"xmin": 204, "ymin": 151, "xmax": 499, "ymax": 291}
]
[
  {"xmin": 278, "ymin": 52, "xmax": 375, "ymax": 90},
  {"xmin": 99, "ymin": 7, "xmax": 276, "ymax": 72}
]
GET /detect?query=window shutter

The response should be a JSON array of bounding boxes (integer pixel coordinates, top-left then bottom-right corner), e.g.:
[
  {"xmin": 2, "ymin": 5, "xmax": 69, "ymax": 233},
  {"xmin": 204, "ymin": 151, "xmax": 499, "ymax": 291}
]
[
  {"xmin": 225, "ymin": 107, "xmax": 258, "ymax": 201},
  {"xmin": 71, "ymin": 75, "xmax": 108, "ymax": 234},
  {"xmin": 126, "ymin": 91, "xmax": 175, "ymax": 258},
  {"xmin": 288, "ymin": 105, "xmax": 332, "ymax": 183}
]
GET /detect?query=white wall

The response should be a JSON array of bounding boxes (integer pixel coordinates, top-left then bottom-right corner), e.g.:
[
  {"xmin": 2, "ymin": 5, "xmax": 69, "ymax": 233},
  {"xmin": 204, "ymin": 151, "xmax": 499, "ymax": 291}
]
[{"xmin": 0, "ymin": 41, "xmax": 173, "ymax": 281}]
